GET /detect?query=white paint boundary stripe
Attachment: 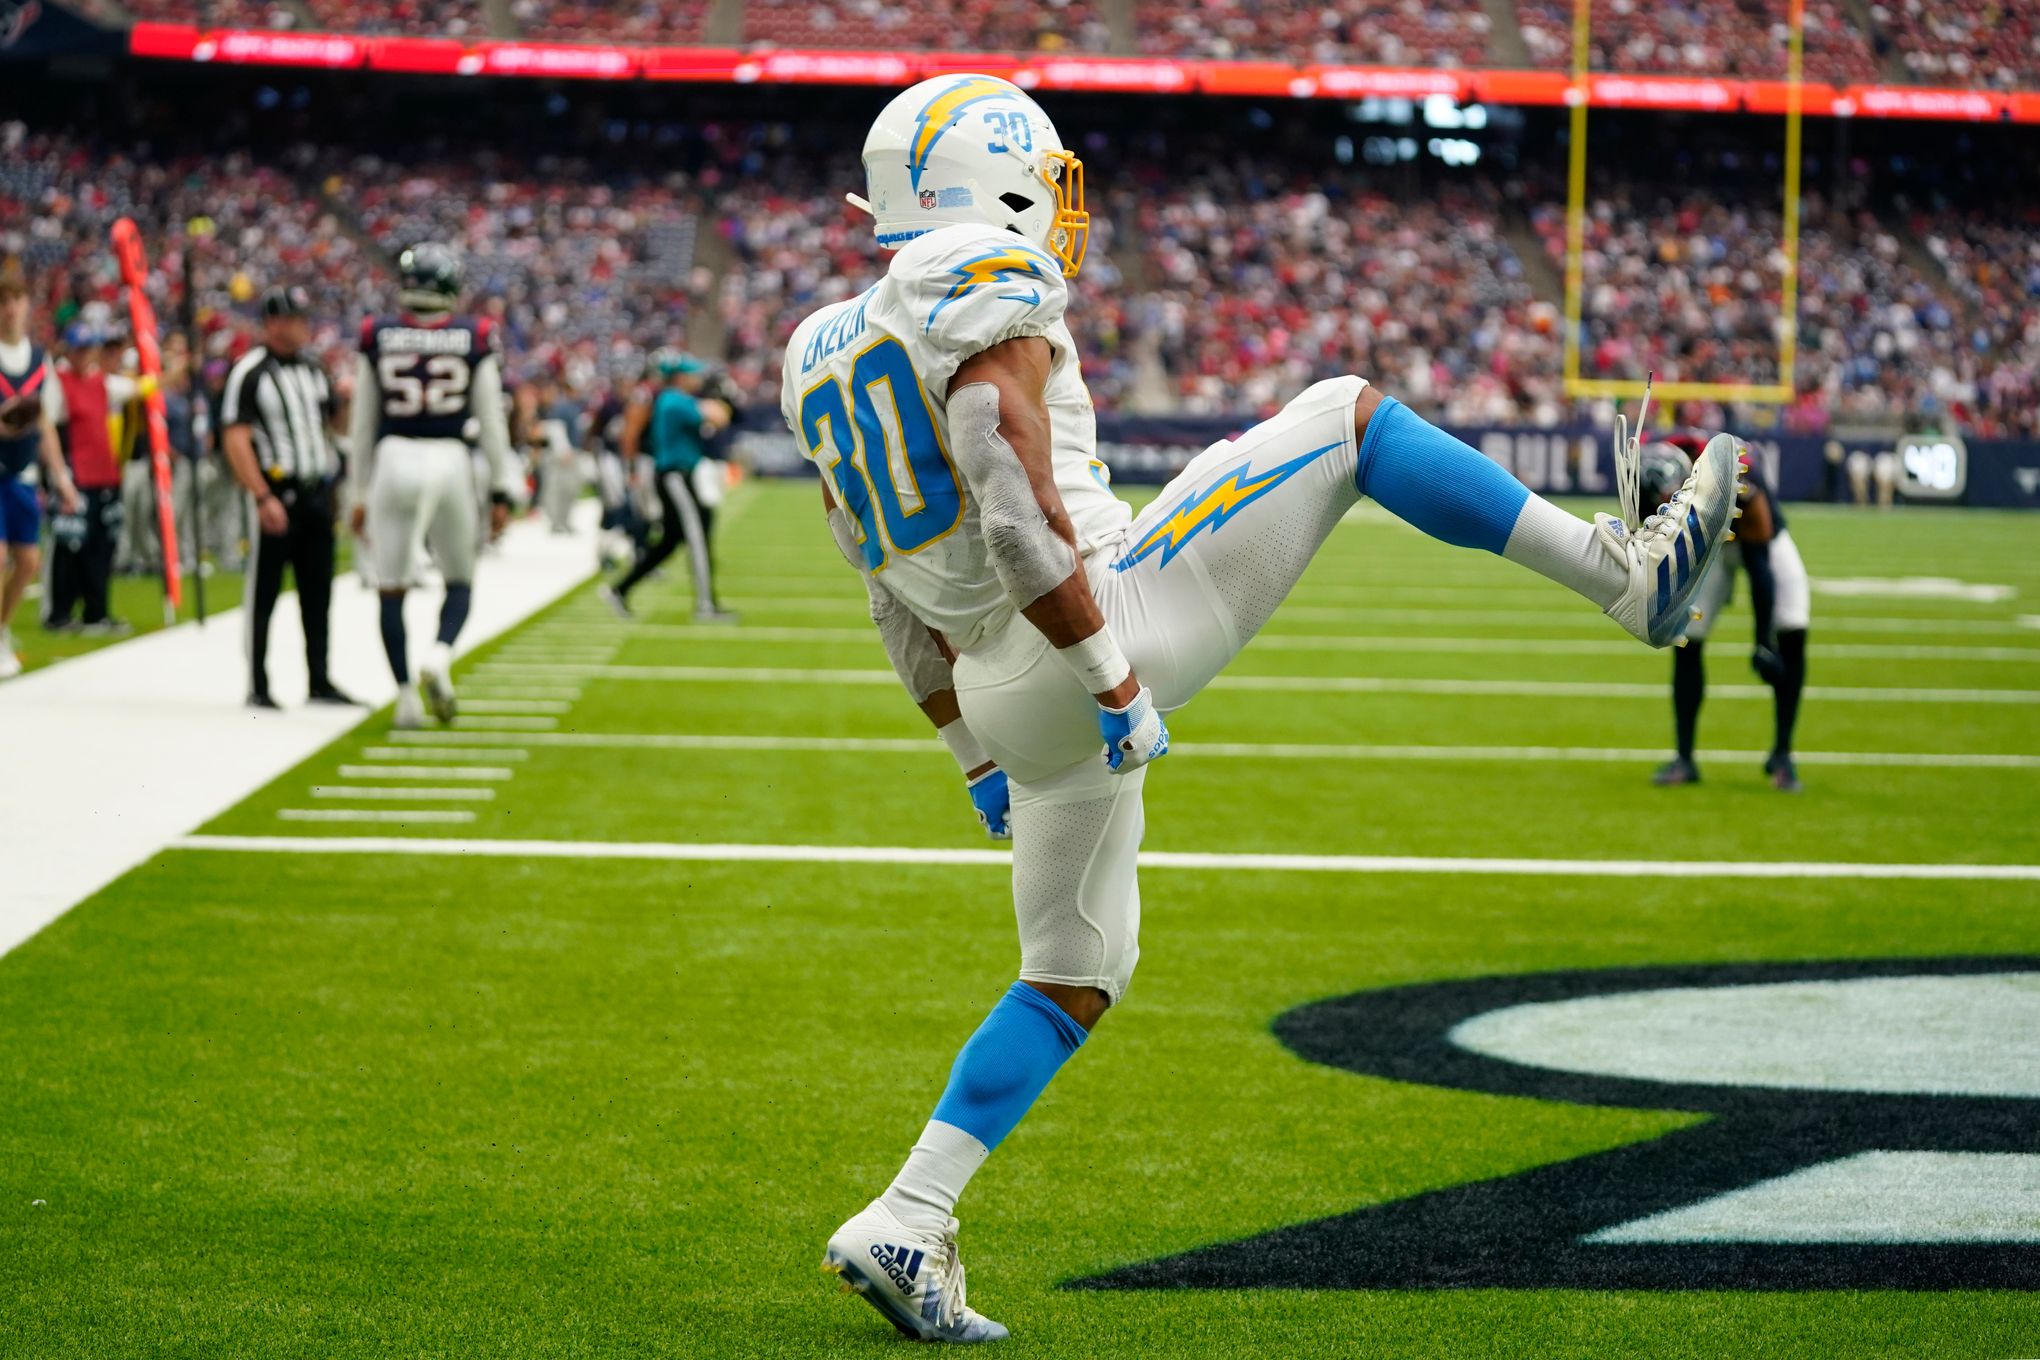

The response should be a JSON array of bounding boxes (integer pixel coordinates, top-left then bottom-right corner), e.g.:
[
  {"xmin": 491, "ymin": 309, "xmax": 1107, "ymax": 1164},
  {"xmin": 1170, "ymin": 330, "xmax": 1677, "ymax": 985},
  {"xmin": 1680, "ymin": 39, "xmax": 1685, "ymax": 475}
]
[
  {"xmin": 172, "ymin": 835, "xmax": 2040, "ymax": 881},
  {"xmin": 275, "ymin": 810, "xmax": 478, "ymax": 824},
  {"xmin": 451, "ymin": 716, "xmax": 560, "ymax": 730},
  {"xmin": 308, "ymin": 786, "xmax": 497, "ymax": 801},
  {"xmin": 515, "ymin": 624, "xmax": 2040, "ymax": 663},
  {"xmin": 337, "ymin": 765, "xmax": 516, "ymax": 780},
  {"xmin": 457, "ymin": 700, "xmax": 572, "ymax": 715},
  {"xmin": 381, "ymin": 729, "xmax": 2040, "ymax": 769},
  {"xmin": 361, "ymin": 746, "xmax": 529, "ymax": 761},
  {"xmin": 471, "ymin": 662, "xmax": 2040, "ymax": 705}
]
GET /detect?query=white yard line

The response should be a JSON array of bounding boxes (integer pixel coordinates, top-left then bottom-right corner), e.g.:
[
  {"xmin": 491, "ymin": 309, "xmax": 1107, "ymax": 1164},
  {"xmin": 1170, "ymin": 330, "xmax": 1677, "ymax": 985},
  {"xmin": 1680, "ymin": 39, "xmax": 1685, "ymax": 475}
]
[
  {"xmin": 361, "ymin": 746, "xmax": 530, "ymax": 761},
  {"xmin": 308, "ymin": 786, "xmax": 498, "ymax": 801},
  {"xmin": 458, "ymin": 687, "xmax": 583, "ymax": 700},
  {"xmin": 275, "ymin": 810, "xmax": 477, "ymax": 825},
  {"xmin": 172, "ymin": 835, "xmax": 2040, "ymax": 882},
  {"xmin": 450, "ymin": 716, "xmax": 561, "ymax": 730},
  {"xmin": 465, "ymin": 662, "xmax": 2040, "ymax": 705},
  {"xmin": 379, "ymin": 729, "xmax": 2040, "ymax": 769},
  {"xmin": 542, "ymin": 623, "xmax": 2037, "ymax": 663},
  {"xmin": 337, "ymin": 765, "xmax": 517, "ymax": 780},
  {"xmin": 455, "ymin": 700, "xmax": 573, "ymax": 715}
]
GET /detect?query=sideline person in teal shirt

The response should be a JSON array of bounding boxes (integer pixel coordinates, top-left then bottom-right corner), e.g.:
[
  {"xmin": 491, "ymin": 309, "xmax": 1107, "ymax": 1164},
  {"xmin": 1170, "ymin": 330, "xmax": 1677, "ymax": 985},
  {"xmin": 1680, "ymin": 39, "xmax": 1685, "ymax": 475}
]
[{"xmin": 600, "ymin": 350, "xmax": 734, "ymax": 621}]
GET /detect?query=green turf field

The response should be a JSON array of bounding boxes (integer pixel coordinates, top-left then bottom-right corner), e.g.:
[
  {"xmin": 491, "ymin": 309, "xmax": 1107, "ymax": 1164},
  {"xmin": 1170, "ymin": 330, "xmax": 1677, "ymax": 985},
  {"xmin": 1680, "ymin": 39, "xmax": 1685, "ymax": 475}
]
[
  {"xmin": 3, "ymin": 482, "xmax": 2036, "ymax": 1357},
  {"xmin": 11, "ymin": 568, "xmax": 244, "ymax": 673}
]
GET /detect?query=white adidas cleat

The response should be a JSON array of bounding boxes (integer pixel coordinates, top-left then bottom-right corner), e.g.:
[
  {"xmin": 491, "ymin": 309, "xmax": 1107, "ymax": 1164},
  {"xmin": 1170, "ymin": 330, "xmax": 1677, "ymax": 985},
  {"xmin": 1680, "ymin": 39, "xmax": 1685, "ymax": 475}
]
[
  {"xmin": 1599, "ymin": 432, "xmax": 1747, "ymax": 648},
  {"xmin": 393, "ymin": 683, "xmax": 426, "ymax": 731},
  {"xmin": 419, "ymin": 642, "xmax": 457, "ymax": 725},
  {"xmin": 822, "ymin": 1200, "xmax": 1009, "ymax": 1344}
]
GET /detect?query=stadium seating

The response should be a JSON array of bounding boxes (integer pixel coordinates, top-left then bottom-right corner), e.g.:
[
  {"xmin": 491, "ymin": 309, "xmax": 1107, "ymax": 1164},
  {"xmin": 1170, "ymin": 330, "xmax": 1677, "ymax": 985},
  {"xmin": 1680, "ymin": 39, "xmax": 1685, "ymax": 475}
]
[
  {"xmin": 332, "ymin": 155, "xmax": 704, "ymax": 385},
  {"xmin": 509, "ymin": 0, "xmax": 710, "ymax": 43},
  {"xmin": 117, "ymin": 0, "xmax": 303, "ymax": 29},
  {"xmin": 1871, "ymin": 0, "xmax": 2040, "ymax": 90},
  {"xmin": 1133, "ymin": 0, "xmax": 1495, "ymax": 66},
  {"xmin": 0, "ymin": 129, "xmax": 377, "ymax": 383},
  {"xmin": 742, "ymin": 0, "xmax": 1107, "ymax": 53},
  {"xmin": 1517, "ymin": 0, "xmax": 1881, "ymax": 81}
]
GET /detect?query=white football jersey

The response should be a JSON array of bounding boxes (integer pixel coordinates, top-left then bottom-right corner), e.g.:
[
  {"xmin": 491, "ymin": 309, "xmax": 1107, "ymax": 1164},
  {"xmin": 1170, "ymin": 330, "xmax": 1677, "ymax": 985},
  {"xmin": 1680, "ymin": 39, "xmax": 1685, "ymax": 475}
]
[{"xmin": 781, "ymin": 223, "xmax": 1131, "ymax": 648}]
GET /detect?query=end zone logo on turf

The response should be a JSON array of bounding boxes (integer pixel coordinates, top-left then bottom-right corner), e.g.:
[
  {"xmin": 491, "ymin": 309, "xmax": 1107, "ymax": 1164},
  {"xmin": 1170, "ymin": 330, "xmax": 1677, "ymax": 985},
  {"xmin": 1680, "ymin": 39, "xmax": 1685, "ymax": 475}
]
[{"xmin": 1076, "ymin": 957, "xmax": 2040, "ymax": 1292}]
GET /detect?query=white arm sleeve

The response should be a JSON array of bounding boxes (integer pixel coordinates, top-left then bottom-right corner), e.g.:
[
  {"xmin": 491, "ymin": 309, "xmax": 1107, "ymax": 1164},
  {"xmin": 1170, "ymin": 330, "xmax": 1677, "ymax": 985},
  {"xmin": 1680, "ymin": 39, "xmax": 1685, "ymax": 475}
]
[
  {"xmin": 867, "ymin": 573, "xmax": 953, "ymax": 706},
  {"xmin": 947, "ymin": 381, "xmax": 1075, "ymax": 607},
  {"xmin": 470, "ymin": 354, "xmax": 518, "ymax": 499},
  {"xmin": 348, "ymin": 354, "xmax": 379, "ymax": 492}
]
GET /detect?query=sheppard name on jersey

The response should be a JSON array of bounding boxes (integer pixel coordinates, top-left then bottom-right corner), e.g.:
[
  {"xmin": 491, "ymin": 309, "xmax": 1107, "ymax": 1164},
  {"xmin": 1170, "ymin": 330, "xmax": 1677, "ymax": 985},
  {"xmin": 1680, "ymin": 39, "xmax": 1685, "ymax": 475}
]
[
  {"xmin": 379, "ymin": 327, "xmax": 476, "ymax": 356},
  {"xmin": 799, "ymin": 289, "xmax": 873, "ymax": 376}
]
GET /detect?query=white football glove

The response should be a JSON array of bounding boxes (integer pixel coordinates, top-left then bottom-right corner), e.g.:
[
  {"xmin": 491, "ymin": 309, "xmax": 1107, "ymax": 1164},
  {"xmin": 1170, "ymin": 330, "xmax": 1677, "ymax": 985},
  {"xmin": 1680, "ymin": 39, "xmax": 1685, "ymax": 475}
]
[{"xmin": 1097, "ymin": 686, "xmax": 1169, "ymax": 775}]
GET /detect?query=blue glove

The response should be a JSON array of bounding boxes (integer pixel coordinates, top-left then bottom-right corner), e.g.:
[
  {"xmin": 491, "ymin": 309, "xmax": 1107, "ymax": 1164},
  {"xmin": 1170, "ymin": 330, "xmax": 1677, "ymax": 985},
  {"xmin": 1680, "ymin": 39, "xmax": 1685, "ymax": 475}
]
[
  {"xmin": 1098, "ymin": 686, "xmax": 1169, "ymax": 774},
  {"xmin": 967, "ymin": 767, "xmax": 1012, "ymax": 840}
]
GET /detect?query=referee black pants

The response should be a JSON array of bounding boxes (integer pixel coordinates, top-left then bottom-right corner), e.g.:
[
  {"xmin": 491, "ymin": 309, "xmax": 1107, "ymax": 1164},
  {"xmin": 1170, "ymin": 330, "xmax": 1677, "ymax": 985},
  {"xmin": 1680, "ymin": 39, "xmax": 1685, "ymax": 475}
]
[
  {"xmin": 614, "ymin": 467, "xmax": 718, "ymax": 614},
  {"xmin": 246, "ymin": 481, "xmax": 336, "ymax": 700}
]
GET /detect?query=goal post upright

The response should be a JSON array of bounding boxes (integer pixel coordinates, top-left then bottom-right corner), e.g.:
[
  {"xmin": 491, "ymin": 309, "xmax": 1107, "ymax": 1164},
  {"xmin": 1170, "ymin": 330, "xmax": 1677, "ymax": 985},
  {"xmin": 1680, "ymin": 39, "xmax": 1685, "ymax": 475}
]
[{"xmin": 1561, "ymin": 0, "xmax": 1806, "ymax": 408}]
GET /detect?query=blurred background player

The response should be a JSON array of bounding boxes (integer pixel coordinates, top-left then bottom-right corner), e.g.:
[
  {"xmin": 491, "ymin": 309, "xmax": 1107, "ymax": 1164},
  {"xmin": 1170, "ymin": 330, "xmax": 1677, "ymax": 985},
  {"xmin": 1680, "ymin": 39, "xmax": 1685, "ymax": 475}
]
[
  {"xmin": 350, "ymin": 242, "xmax": 518, "ymax": 730},
  {"xmin": 598, "ymin": 349, "xmax": 733, "ymax": 622},
  {"xmin": 1642, "ymin": 439, "xmax": 1810, "ymax": 791},
  {"xmin": 221, "ymin": 285, "xmax": 356, "ymax": 710},
  {"xmin": 0, "ymin": 274, "xmax": 79, "ymax": 678},
  {"xmin": 45, "ymin": 322, "xmax": 150, "ymax": 635}
]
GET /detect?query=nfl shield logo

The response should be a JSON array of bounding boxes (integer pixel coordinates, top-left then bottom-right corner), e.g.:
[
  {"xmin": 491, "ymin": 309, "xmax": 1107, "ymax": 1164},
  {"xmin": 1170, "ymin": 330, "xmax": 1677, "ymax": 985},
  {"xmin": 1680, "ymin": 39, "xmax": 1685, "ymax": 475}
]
[{"xmin": 919, "ymin": 190, "xmax": 938, "ymax": 210}]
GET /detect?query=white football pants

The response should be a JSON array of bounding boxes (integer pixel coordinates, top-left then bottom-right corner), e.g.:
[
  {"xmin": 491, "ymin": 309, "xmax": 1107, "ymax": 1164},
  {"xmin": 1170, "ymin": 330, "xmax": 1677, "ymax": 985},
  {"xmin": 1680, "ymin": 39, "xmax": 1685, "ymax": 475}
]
[
  {"xmin": 368, "ymin": 436, "xmax": 478, "ymax": 589},
  {"xmin": 953, "ymin": 375, "xmax": 1369, "ymax": 1005},
  {"xmin": 1680, "ymin": 529, "xmax": 1810, "ymax": 643}
]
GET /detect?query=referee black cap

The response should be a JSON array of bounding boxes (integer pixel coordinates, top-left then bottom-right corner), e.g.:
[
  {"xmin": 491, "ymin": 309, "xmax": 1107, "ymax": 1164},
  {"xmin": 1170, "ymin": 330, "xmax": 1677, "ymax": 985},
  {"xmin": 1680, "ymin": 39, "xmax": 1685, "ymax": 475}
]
[{"xmin": 261, "ymin": 285, "xmax": 312, "ymax": 319}]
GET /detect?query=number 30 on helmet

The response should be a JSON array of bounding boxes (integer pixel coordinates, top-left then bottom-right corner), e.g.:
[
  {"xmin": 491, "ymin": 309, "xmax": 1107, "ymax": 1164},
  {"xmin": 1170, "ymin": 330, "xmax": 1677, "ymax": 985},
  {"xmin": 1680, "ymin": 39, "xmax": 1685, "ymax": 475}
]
[{"xmin": 849, "ymin": 74, "xmax": 1089, "ymax": 278}]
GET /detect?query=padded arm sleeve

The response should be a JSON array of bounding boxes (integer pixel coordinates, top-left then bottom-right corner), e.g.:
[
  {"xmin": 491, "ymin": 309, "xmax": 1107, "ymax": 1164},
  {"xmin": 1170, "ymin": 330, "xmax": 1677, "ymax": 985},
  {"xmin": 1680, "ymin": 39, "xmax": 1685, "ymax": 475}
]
[
  {"xmin": 948, "ymin": 381, "xmax": 1075, "ymax": 608},
  {"xmin": 348, "ymin": 354, "xmax": 379, "ymax": 490},
  {"xmin": 470, "ymin": 354, "xmax": 520, "ymax": 500},
  {"xmin": 868, "ymin": 573, "xmax": 953, "ymax": 705}
]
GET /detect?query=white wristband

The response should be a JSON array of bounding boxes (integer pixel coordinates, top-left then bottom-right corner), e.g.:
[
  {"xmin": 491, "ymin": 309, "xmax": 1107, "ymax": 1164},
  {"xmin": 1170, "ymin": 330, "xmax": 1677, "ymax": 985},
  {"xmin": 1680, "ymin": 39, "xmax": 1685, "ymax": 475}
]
[
  {"xmin": 1057, "ymin": 628, "xmax": 1132, "ymax": 696},
  {"xmin": 938, "ymin": 719, "xmax": 990, "ymax": 775}
]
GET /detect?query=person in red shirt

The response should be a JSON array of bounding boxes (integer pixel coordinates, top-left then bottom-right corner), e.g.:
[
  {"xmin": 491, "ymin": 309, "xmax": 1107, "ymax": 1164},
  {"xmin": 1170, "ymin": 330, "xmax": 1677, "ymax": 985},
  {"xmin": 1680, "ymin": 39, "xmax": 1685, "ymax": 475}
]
[{"xmin": 45, "ymin": 324, "xmax": 150, "ymax": 635}]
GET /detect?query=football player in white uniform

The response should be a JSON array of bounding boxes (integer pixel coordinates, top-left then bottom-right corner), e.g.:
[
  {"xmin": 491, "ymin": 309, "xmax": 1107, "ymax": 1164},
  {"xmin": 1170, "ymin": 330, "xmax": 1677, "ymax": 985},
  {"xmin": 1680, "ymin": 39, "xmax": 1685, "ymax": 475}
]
[{"xmin": 786, "ymin": 74, "xmax": 1748, "ymax": 1344}]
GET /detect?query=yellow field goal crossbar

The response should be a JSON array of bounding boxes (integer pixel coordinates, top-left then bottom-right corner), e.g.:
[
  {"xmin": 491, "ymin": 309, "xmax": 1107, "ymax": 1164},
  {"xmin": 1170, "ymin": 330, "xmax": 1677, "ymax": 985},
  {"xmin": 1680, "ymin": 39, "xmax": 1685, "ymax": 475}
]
[{"xmin": 1560, "ymin": 0, "xmax": 1805, "ymax": 405}]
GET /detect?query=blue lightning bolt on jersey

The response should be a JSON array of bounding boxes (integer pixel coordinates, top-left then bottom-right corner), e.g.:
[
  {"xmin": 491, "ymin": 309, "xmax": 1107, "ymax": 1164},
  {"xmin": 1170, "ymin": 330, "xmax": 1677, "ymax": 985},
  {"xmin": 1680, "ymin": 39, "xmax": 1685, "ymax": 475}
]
[{"xmin": 780, "ymin": 224, "xmax": 1130, "ymax": 648}]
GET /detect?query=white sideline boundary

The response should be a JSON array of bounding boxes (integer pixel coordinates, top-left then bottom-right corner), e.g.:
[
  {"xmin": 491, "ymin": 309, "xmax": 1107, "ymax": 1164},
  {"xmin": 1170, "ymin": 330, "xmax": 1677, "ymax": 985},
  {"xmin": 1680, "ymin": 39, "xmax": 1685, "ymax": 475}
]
[
  {"xmin": 170, "ymin": 835, "xmax": 2040, "ymax": 881},
  {"xmin": 0, "ymin": 503, "xmax": 602, "ymax": 957},
  {"xmin": 379, "ymin": 729, "xmax": 2040, "ymax": 770}
]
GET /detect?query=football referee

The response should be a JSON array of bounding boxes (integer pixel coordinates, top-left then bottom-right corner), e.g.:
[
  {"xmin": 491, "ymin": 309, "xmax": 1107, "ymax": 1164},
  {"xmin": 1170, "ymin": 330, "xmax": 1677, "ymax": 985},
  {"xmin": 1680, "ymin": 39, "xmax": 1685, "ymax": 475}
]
[{"xmin": 221, "ymin": 286, "xmax": 357, "ymax": 710}]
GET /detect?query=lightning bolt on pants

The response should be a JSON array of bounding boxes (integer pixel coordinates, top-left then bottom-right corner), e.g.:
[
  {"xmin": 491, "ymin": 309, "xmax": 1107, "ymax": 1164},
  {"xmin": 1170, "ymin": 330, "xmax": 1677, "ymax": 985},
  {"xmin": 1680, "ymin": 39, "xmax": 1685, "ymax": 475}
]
[{"xmin": 952, "ymin": 375, "xmax": 1366, "ymax": 1007}]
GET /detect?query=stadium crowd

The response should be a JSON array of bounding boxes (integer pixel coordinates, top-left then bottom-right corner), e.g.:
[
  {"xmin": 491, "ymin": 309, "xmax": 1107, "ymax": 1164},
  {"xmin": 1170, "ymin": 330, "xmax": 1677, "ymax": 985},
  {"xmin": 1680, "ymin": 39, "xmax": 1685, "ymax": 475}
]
[
  {"xmin": 1517, "ymin": 0, "xmax": 1882, "ymax": 82},
  {"xmin": 1133, "ymin": 0, "xmax": 1494, "ymax": 67},
  {"xmin": 4, "ymin": 120, "xmax": 2036, "ymax": 438}
]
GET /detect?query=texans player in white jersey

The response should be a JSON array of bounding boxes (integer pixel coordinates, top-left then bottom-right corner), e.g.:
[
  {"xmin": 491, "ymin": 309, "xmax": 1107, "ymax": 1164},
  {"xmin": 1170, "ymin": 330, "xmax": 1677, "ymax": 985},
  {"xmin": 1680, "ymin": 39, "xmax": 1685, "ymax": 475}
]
[
  {"xmin": 786, "ymin": 75, "xmax": 1748, "ymax": 1343},
  {"xmin": 349, "ymin": 244, "xmax": 520, "ymax": 730}
]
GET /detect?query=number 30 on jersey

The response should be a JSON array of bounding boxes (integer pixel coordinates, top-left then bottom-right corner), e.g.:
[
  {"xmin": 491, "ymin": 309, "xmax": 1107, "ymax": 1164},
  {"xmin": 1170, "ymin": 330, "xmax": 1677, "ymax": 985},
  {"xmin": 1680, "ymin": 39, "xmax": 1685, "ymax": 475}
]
[{"xmin": 799, "ymin": 338, "xmax": 964, "ymax": 571}]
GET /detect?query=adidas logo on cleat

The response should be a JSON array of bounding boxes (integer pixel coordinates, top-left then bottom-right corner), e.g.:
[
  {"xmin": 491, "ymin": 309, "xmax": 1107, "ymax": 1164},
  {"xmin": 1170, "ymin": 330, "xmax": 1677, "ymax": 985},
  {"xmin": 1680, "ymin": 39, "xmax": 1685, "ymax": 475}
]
[{"xmin": 870, "ymin": 1242, "xmax": 924, "ymax": 1296}]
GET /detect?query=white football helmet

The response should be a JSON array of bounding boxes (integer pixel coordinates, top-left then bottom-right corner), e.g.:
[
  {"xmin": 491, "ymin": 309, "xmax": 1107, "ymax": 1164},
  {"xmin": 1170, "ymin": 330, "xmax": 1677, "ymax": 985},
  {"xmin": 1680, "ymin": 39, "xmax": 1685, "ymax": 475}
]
[{"xmin": 850, "ymin": 73, "xmax": 1089, "ymax": 277}]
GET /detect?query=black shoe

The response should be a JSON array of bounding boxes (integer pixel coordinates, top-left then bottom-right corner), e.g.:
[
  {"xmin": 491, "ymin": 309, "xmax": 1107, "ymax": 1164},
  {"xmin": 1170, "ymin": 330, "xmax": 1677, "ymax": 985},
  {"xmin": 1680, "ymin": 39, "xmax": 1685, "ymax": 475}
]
[
  {"xmin": 247, "ymin": 691, "xmax": 282, "ymax": 711},
  {"xmin": 306, "ymin": 683, "xmax": 364, "ymax": 707},
  {"xmin": 1765, "ymin": 752, "xmax": 1802, "ymax": 793},
  {"xmin": 1652, "ymin": 757, "xmax": 1701, "ymax": 786},
  {"xmin": 79, "ymin": 617, "xmax": 134, "ymax": 638}
]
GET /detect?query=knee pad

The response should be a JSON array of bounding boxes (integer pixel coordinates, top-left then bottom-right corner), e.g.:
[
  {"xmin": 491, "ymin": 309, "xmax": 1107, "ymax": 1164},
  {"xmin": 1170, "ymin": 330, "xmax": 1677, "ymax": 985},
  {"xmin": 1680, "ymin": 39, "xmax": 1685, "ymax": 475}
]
[{"xmin": 1012, "ymin": 765, "xmax": 1145, "ymax": 1006}]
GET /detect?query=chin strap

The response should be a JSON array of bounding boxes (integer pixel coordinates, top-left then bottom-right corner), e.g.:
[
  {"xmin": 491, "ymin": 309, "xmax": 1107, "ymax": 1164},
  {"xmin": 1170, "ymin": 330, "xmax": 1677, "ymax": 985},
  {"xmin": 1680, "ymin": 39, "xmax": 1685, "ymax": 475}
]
[{"xmin": 845, "ymin": 192, "xmax": 874, "ymax": 217}]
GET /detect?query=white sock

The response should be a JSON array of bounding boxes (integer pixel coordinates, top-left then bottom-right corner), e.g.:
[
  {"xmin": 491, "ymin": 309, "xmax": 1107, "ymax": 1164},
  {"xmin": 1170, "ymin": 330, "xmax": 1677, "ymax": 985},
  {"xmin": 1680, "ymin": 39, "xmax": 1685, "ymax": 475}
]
[
  {"xmin": 1501, "ymin": 495, "xmax": 1626, "ymax": 609},
  {"xmin": 880, "ymin": 1120, "xmax": 990, "ymax": 1236}
]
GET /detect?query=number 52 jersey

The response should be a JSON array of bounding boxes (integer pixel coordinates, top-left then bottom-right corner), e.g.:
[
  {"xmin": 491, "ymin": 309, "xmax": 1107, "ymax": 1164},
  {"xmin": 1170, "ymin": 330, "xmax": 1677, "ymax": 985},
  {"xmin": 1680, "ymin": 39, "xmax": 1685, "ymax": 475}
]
[
  {"xmin": 359, "ymin": 314, "xmax": 498, "ymax": 441},
  {"xmin": 780, "ymin": 223, "xmax": 1131, "ymax": 649}
]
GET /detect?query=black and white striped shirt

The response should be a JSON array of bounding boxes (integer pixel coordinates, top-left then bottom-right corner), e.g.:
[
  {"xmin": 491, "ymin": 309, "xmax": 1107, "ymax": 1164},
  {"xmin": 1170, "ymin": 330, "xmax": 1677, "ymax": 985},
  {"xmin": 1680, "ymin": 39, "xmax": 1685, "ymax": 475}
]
[{"xmin": 221, "ymin": 346, "xmax": 337, "ymax": 484}]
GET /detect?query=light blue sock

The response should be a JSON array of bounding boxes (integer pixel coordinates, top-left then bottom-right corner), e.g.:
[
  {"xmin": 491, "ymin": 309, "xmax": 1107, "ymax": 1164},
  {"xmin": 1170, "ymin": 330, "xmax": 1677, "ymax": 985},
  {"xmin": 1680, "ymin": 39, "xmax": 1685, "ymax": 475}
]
[
  {"xmin": 930, "ymin": 982, "xmax": 1089, "ymax": 1151},
  {"xmin": 881, "ymin": 983, "xmax": 1090, "ymax": 1232},
  {"xmin": 1355, "ymin": 396, "xmax": 1531, "ymax": 554}
]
